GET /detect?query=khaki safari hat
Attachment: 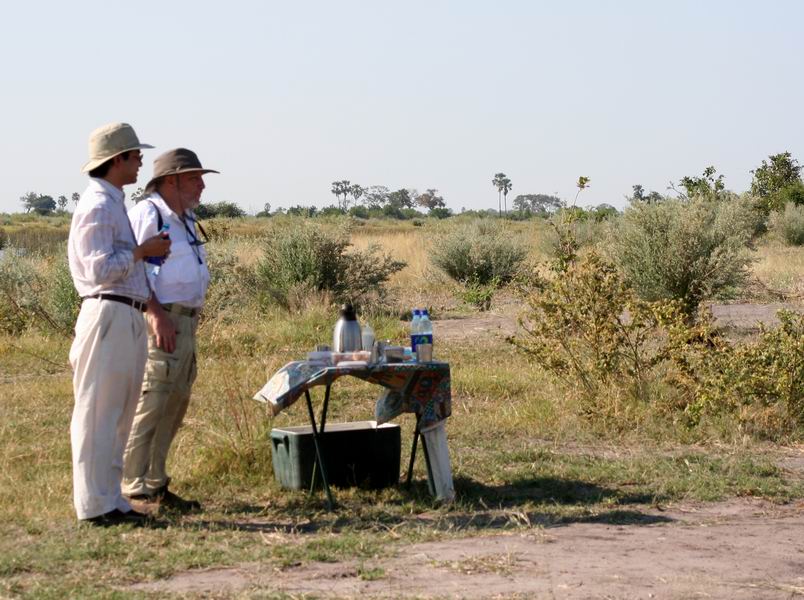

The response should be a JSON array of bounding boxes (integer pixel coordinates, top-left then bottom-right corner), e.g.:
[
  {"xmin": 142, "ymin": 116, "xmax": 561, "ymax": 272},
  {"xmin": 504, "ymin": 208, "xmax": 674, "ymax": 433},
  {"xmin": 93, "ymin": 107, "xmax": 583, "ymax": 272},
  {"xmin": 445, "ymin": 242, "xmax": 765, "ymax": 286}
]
[
  {"xmin": 81, "ymin": 122, "xmax": 153, "ymax": 173},
  {"xmin": 144, "ymin": 148, "xmax": 220, "ymax": 193}
]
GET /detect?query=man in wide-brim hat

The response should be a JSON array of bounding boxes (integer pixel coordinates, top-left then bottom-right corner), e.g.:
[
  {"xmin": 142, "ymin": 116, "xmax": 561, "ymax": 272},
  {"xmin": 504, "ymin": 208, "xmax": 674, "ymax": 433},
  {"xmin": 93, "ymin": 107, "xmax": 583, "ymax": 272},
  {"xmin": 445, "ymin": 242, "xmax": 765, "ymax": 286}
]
[
  {"xmin": 68, "ymin": 122, "xmax": 171, "ymax": 527},
  {"xmin": 123, "ymin": 148, "xmax": 219, "ymax": 512}
]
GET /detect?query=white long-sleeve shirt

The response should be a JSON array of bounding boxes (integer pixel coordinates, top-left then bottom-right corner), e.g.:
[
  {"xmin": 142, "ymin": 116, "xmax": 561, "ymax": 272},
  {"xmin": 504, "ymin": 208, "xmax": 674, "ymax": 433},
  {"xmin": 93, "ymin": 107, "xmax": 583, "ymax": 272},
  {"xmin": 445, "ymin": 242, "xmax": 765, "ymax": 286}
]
[
  {"xmin": 68, "ymin": 178, "xmax": 150, "ymax": 302},
  {"xmin": 127, "ymin": 193, "xmax": 210, "ymax": 308}
]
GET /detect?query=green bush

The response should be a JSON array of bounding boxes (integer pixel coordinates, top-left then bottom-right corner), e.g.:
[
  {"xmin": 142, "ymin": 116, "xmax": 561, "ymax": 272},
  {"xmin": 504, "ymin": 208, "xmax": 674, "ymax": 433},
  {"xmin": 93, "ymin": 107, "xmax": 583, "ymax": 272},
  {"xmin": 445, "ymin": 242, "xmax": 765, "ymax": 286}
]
[
  {"xmin": 255, "ymin": 223, "xmax": 405, "ymax": 311},
  {"xmin": 513, "ymin": 247, "xmax": 804, "ymax": 439},
  {"xmin": 44, "ymin": 254, "xmax": 80, "ymax": 332},
  {"xmin": 0, "ymin": 250, "xmax": 79, "ymax": 335},
  {"xmin": 195, "ymin": 201, "xmax": 245, "ymax": 219},
  {"xmin": 430, "ymin": 220, "xmax": 527, "ymax": 286},
  {"xmin": 0, "ymin": 252, "xmax": 49, "ymax": 334},
  {"xmin": 610, "ymin": 197, "xmax": 757, "ymax": 315},
  {"xmin": 662, "ymin": 310, "xmax": 804, "ymax": 438},
  {"xmin": 513, "ymin": 252, "xmax": 668, "ymax": 424},
  {"xmin": 768, "ymin": 203, "xmax": 804, "ymax": 246},
  {"xmin": 203, "ymin": 239, "xmax": 260, "ymax": 318},
  {"xmin": 459, "ymin": 277, "xmax": 498, "ymax": 311}
]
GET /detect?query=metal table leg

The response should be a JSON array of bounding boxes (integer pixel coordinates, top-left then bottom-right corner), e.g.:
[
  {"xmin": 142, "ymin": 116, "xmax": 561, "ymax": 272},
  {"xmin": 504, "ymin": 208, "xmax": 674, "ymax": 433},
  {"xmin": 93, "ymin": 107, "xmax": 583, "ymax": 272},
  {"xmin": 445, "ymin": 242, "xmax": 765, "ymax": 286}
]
[
  {"xmin": 310, "ymin": 384, "xmax": 331, "ymax": 493},
  {"xmin": 405, "ymin": 416, "xmax": 420, "ymax": 487},
  {"xmin": 405, "ymin": 413, "xmax": 435, "ymax": 495},
  {"xmin": 304, "ymin": 389, "xmax": 334, "ymax": 510}
]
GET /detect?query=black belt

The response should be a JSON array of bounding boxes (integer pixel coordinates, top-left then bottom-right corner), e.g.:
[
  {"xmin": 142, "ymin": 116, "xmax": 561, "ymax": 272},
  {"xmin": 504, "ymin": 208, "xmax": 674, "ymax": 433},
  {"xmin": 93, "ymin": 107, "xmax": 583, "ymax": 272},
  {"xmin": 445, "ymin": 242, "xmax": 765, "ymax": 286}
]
[
  {"xmin": 161, "ymin": 303, "xmax": 200, "ymax": 318},
  {"xmin": 83, "ymin": 294, "xmax": 147, "ymax": 312}
]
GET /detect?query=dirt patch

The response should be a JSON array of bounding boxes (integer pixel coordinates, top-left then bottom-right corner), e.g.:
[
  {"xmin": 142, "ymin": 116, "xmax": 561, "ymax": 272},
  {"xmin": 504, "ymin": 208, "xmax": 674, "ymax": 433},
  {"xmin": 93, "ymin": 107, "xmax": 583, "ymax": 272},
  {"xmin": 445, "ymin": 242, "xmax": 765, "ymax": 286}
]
[
  {"xmin": 709, "ymin": 302, "xmax": 804, "ymax": 330},
  {"xmin": 435, "ymin": 301, "xmax": 804, "ymax": 343},
  {"xmin": 131, "ymin": 498, "xmax": 804, "ymax": 599}
]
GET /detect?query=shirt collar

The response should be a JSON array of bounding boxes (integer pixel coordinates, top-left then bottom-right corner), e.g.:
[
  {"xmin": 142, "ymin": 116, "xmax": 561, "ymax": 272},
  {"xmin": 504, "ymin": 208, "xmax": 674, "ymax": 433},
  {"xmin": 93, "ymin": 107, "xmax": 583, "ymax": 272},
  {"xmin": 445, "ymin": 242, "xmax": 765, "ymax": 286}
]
[
  {"xmin": 89, "ymin": 177, "xmax": 125, "ymax": 203},
  {"xmin": 144, "ymin": 192, "xmax": 187, "ymax": 220}
]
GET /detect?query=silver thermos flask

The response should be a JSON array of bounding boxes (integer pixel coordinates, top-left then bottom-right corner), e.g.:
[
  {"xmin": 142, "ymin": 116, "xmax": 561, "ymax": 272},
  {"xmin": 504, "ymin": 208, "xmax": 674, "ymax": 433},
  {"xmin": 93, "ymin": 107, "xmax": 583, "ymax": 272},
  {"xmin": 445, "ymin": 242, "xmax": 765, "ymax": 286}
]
[{"xmin": 333, "ymin": 303, "xmax": 361, "ymax": 352}]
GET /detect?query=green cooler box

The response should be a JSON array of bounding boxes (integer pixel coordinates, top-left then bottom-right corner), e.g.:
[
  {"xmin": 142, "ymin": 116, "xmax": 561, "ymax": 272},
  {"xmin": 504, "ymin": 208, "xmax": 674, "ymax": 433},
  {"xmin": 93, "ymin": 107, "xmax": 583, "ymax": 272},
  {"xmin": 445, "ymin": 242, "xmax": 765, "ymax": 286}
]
[{"xmin": 270, "ymin": 421, "xmax": 401, "ymax": 490}]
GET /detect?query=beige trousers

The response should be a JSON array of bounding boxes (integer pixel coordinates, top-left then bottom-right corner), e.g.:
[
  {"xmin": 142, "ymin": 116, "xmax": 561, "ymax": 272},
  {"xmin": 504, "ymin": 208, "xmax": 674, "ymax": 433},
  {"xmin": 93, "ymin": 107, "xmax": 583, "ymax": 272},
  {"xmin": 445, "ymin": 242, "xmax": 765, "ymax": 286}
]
[
  {"xmin": 69, "ymin": 298, "xmax": 147, "ymax": 520},
  {"xmin": 121, "ymin": 308, "xmax": 198, "ymax": 496}
]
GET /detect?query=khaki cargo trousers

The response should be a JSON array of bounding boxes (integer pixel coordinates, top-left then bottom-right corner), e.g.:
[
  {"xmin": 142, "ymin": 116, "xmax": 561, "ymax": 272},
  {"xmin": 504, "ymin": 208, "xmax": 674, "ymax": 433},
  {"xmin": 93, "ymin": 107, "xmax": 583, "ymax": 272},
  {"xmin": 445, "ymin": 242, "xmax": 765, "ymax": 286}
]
[{"xmin": 122, "ymin": 306, "xmax": 198, "ymax": 497}]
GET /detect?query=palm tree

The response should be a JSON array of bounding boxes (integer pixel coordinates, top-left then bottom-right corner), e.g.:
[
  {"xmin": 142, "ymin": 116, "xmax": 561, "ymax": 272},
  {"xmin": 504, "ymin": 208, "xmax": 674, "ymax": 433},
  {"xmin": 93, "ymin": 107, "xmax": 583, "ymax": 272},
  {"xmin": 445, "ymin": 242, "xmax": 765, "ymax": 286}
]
[
  {"xmin": 492, "ymin": 173, "xmax": 513, "ymax": 216},
  {"xmin": 331, "ymin": 180, "xmax": 351, "ymax": 210}
]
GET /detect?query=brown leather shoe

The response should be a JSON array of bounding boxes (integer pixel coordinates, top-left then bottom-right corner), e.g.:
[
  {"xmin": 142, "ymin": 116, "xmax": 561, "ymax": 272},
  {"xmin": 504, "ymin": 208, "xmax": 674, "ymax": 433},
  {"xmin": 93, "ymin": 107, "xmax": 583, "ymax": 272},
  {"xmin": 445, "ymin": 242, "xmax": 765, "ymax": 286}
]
[
  {"xmin": 156, "ymin": 486, "xmax": 201, "ymax": 512},
  {"xmin": 83, "ymin": 508, "xmax": 150, "ymax": 527}
]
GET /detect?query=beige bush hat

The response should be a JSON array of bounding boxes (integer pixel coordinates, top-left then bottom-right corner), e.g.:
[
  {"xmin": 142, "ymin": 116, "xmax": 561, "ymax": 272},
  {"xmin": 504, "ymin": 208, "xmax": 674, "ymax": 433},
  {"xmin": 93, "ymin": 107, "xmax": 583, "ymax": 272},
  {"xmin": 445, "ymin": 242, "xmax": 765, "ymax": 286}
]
[
  {"xmin": 81, "ymin": 122, "xmax": 153, "ymax": 173},
  {"xmin": 144, "ymin": 148, "xmax": 220, "ymax": 193}
]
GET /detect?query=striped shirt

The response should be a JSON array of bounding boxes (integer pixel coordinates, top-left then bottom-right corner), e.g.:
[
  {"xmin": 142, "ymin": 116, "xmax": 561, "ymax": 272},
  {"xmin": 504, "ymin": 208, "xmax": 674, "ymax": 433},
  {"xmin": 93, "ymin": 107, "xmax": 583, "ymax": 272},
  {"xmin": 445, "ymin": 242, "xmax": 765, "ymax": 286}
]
[{"xmin": 68, "ymin": 178, "xmax": 151, "ymax": 302}]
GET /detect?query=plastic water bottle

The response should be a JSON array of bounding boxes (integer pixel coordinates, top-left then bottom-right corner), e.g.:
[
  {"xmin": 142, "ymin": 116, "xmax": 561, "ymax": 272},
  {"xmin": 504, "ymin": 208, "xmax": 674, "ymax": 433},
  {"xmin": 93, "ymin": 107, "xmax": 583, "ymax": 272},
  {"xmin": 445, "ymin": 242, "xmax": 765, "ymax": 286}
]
[
  {"xmin": 145, "ymin": 224, "xmax": 170, "ymax": 276},
  {"xmin": 419, "ymin": 309, "xmax": 434, "ymax": 349},
  {"xmin": 409, "ymin": 309, "xmax": 421, "ymax": 353}
]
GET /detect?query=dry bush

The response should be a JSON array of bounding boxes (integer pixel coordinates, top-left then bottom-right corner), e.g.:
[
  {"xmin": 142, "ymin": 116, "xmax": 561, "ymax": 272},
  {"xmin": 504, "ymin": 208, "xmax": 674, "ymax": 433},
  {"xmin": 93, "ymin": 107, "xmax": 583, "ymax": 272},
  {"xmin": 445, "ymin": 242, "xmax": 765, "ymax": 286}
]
[
  {"xmin": 430, "ymin": 220, "xmax": 527, "ymax": 286},
  {"xmin": 255, "ymin": 222, "xmax": 405, "ymax": 312},
  {"xmin": 513, "ymin": 238, "xmax": 804, "ymax": 440},
  {"xmin": 610, "ymin": 197, "xmax": 758, "ymax": 315}
]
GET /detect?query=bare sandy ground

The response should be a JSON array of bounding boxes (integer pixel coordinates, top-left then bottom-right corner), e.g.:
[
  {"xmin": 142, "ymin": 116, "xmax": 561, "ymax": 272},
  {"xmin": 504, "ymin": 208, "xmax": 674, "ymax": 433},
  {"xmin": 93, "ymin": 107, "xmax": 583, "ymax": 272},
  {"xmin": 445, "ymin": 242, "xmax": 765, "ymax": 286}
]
[
  {"xmin": 132, "ymin": 498, "xmax": 804, "ymax": 599},
  {"xmin": 435, "ymin": 301, "xmax": 804, "ymax": 343},
  {"xmin": 131, "ymin": 302, "xmax": 804, "ymax": 599}
]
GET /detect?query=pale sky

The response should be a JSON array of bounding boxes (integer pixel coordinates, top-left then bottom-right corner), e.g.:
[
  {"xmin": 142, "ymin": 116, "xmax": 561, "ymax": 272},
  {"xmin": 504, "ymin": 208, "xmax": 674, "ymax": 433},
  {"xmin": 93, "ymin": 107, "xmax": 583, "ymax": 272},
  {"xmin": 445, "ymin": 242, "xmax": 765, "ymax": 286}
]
[{"xmin": 2, "ymin": 0, "xmax": 803, "ymax": 214}]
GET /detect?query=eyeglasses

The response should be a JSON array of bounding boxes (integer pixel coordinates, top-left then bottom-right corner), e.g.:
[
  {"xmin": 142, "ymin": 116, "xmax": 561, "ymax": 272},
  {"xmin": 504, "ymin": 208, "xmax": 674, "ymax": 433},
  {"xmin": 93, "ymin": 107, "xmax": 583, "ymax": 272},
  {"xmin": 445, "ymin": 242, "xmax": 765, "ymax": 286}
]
[{"xmin": 121, "ymin": 151, "xmax": 143, "ymax": 163}]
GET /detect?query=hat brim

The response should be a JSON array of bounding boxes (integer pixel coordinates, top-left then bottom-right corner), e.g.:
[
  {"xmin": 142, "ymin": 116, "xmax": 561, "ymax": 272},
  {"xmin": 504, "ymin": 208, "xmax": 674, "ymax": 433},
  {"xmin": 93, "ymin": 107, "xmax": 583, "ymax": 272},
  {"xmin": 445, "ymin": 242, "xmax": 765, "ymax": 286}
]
[
  {"xmin": 144, "ymin": 168, "xmax": 220, "ymax": 193},
  {"xmin": 81, "ymin": 143, "xmax": 155, "ymax": 173}
]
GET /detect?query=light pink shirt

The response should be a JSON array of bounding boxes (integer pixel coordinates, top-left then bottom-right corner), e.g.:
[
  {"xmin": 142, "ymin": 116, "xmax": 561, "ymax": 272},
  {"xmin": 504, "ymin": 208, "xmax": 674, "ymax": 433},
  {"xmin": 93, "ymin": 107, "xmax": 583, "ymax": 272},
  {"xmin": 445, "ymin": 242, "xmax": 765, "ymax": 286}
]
[{"xmin": 68, "ymin": 178, "xmax": 150, "ymax": 302}]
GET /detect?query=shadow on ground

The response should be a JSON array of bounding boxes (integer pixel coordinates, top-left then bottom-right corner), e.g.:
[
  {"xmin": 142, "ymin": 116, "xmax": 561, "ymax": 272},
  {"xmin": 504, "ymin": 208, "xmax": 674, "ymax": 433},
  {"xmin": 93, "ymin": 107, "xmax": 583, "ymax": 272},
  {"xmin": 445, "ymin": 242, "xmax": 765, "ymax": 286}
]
[{"xmin": 185, "ymin": 475, "xmax": 672, "ymax": 533}]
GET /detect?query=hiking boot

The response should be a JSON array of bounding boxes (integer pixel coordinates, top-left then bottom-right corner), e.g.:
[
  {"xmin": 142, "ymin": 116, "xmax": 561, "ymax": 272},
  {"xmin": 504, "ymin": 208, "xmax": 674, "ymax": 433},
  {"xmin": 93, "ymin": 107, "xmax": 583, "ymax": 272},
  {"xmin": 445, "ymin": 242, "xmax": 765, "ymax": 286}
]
[
  {"xmin": 155, "ymin": 486, "xmax": 201, "ymax": 512},
  {"xmin": 124, "ymin": 493, "xmax": 160, "ymax": 515}
]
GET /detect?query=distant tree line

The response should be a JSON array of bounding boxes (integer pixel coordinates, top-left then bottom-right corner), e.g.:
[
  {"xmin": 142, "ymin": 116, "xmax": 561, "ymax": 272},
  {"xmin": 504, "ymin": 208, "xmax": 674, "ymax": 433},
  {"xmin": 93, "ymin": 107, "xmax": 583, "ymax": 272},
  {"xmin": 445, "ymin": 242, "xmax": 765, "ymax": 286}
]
[
  {"xmin": 13, "ymin": 151, "xmax": 804, "ymax": 220},
  {"xmin": 326, "ymin": 181, "xmax": 451, "ymax": 219}
]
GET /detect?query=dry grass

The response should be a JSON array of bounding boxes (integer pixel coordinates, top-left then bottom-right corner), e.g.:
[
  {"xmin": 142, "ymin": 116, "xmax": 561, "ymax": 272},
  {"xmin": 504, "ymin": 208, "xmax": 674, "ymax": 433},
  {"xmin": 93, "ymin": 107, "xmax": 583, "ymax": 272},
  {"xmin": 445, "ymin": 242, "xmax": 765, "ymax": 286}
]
[
  {"xmin": 1, "ymin": 214, "xmax": 804, "ymax": 597},
  {"xmin": 750, "ymin": 240, "xmax": 804, "ymax": 299}
]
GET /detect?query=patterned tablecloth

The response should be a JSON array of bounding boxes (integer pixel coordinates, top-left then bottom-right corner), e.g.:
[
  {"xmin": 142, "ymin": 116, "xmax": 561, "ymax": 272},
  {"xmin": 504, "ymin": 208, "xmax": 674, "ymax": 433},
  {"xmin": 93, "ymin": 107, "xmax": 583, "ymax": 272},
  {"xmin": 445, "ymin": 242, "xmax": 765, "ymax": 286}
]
[{"xmin": 253, "ymin": 361, "xmax": 451, "ymax": 428}]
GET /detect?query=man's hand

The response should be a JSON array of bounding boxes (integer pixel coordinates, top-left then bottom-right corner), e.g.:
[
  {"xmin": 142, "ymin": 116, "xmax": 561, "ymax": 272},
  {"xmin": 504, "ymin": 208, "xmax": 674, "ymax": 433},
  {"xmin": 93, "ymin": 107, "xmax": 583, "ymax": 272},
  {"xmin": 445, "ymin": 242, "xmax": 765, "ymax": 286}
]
[
  {"xmin": 146, "ymin": 299, "xmax": 177, "ymax": 353},
  {"xmin": 134, "ymin": 234, "xmax": 171, "ymax": 262}
]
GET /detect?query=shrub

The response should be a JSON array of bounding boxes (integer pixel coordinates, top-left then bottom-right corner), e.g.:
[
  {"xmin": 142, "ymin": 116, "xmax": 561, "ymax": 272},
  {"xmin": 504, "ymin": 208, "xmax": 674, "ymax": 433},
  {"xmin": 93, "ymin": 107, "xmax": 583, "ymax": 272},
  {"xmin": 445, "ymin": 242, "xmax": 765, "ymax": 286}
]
[
  {"xmin": 195, "ymin": 201, "xmax": 246, "ymax": 219},
  {"xmin": 430, "ymin": 220, "xmax": 527, "ymax": 286},
  {"xmin": 662, "ymin": 310, "xmax": 804, "ymax": 437},
  {"xmin": 0, "ymin": 249, "xmax": 81, "ymax": 336},
  {"xmin": 44, "ymin": 254, "xmax": 80, "ymax": 332},
  {"xmin": 0, "ymin": 251, "xmax": 72, "ymax": 335},
  {"xmin": 512, "ymin": 252, "xmax": 669, "ymax": 421},
  {"xmin": 0, "ymin": 227, "xmax": 7, "ymax": 250},
  {"xmin": 768, "ymin": 203, "xmax": 804, "ymax": 246},
  {"xmin": 610, "ymin": 197, "xmax": 757, "ymax": 316},
  {"xmin": 0, "ymin": 251, "xmax": 39, "ymax": 334},
  {"xmin": 459, "ymin": 277, "xmax": 499, "ymax": 311},
  {"xmin": 512, "ymin": 246, "xmax": 804, "ymax": 439},
  {"xmin": 428, "ymin": 207, "xmax": 452, "ymax": 219},
  {"xmin": 255, "ymin": 223, "xmax": 405, "ymax": 311}
]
